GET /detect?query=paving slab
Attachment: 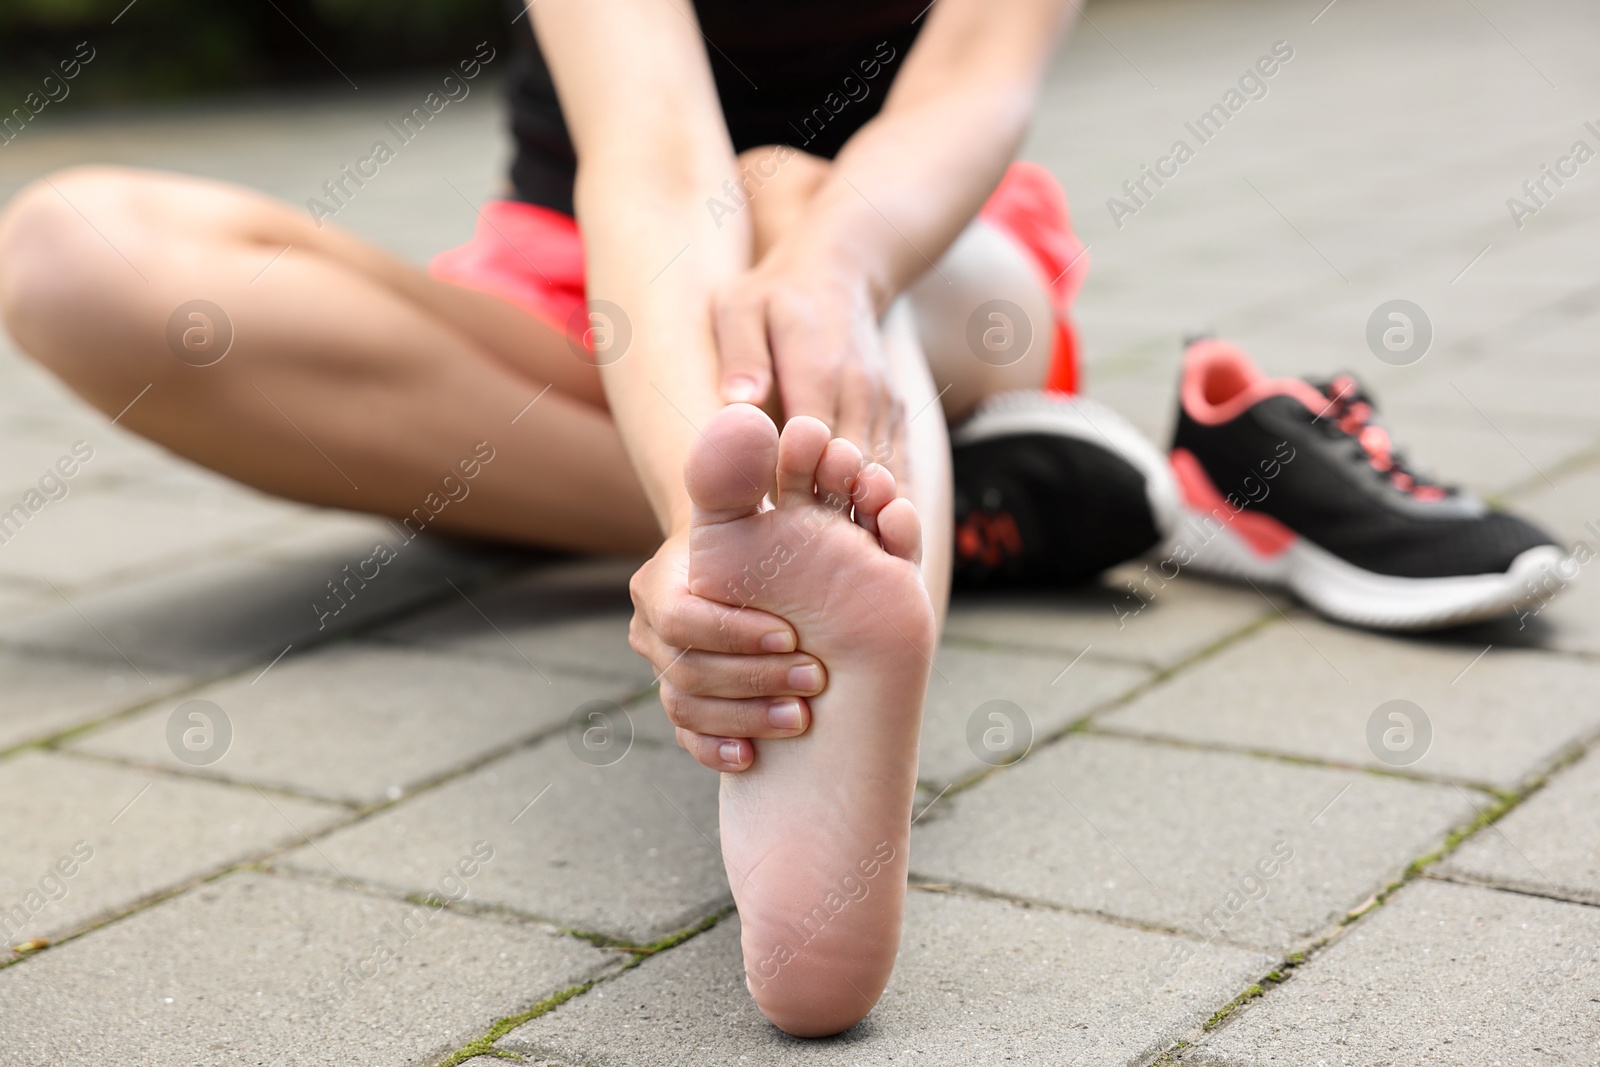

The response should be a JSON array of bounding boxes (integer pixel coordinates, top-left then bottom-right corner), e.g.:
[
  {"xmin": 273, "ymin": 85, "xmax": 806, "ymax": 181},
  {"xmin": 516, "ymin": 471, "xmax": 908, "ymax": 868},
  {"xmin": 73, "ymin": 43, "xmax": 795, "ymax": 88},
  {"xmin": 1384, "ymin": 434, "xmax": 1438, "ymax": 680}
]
[
  {"xmin": 1438, "ymin": 744, "xmax": 1600, "ymax": 906},
  {"xmin": 1354, "ymin": 402, "xmax": 1596, "ymax": 498},
  {"xmin": 0, "ymin": 0, "xmax": 1595, "ymax": 1061},
  {"xmin": 69, "ymin": 642, "xmax": 633, "ymax": 805},
  {"xmin": 919, "ymin": 642, "xmax": 1149, "ymax": 787},
  {"xmin": 0, "ymin": 483, "xmax": 301, "ymax": 588},
  {"xmin": 1507, "ymin": 462, "xmax": 1600, "ymax": 655},
  {"xmin": 504, "ymin": 891, "xmax": 1275, "ymax": 1067},
  {"xmin": 0, "ymin": 423, "xmax": 163, "ymax": 501},
  {"xmin": 1389, "ymin": 362, "xmax": 1600, "ymax": 427},
  {"xmin": 0, "ymin": 751, "xmax": 342, "ymax": 956},
  {"xmin": 371, "ymin": 556, "xmax": 655, "ymax": 685},
  {"xmin": 0, "ymin": 580, "xmax": 50, "ymax": 617},
  {"xmin": 276, "ymin": 728, "xmax": 725, "ymax": 943},
  {"xmin": 0, "ymin": 523, "xmax": 504, "ymax": 674},
  {"xmin": 0, "ymin": 871, "xmax": 612, "ymax": 1067},
  {"xmin": 1179, "ymin": 879, "xmax": 1600, "ymax": 1067},
  {"xmin": 1097, "ymin": 614, "xmax": 1600, "ymax": 789},
  {"xmin": 912, "ymin": 733, "xmax": 1478, "ymax": 953},
  {"xmin": 944, "ymin": 564, "xmax": 1272, "ymax": 672},
  {"xmin": 0, "ymin": 648, "xmax": 191, "ymax": 752}
]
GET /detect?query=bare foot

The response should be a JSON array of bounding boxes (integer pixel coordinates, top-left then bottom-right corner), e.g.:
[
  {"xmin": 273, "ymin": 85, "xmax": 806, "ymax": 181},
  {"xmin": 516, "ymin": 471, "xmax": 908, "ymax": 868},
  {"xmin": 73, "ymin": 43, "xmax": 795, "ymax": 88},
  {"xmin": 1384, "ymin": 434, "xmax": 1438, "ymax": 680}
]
[{"xmin": 684, "ymin": 404, "xmax": 936, "ymax": 1037}]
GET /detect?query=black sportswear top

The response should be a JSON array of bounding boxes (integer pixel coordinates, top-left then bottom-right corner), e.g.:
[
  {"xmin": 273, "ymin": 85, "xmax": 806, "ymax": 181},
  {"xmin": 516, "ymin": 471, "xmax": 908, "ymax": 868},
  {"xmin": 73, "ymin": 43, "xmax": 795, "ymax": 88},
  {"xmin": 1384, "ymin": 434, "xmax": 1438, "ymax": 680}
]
[{"xmin": 505, "ymin": 0, "xmax": 927, "ymax": 214}]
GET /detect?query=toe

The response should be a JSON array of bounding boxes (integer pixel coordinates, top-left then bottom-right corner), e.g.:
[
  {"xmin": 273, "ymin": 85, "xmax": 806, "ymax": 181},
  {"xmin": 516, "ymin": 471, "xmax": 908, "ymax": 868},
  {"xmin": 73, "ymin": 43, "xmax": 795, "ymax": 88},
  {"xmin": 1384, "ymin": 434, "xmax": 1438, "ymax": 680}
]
[
  {"xmin": 775, "ymin": 416, "xmax": 832, "ymax": 507},
  {"xmin": 877, "ymin": 497, "xmax": 922, "ymax": 565},
  {"xmin": 848, "ymin": 462, "xmax": 897, "ymax": 537},
  {"xmin": 686, "ymin": 404, "xmax": 779, "ymax": 525},
  {"xmin": 814, "ymin": 437, "xmax": 865, "ymax": 515}
]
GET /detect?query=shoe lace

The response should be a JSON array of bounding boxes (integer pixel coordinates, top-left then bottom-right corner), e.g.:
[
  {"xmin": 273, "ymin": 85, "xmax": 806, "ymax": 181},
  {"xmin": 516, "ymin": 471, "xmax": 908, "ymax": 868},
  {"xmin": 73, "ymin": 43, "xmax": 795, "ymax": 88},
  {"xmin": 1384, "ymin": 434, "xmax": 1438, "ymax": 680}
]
[{"xmin": 1310, "ymin": 374, "xmax": 1449, "ymax": 501}]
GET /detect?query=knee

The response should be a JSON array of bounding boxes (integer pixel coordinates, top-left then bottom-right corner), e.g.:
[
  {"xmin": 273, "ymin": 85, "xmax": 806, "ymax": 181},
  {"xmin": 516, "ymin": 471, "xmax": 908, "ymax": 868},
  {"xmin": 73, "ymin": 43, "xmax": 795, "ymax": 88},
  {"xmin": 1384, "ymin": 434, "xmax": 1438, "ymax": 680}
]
[
  {"xmin": 0, "ymin": 166, "xmax": 155, "ymax": 363},
  {"xmin": 735, "ymin": 144, "xmax": 828, "ymax": 196}
]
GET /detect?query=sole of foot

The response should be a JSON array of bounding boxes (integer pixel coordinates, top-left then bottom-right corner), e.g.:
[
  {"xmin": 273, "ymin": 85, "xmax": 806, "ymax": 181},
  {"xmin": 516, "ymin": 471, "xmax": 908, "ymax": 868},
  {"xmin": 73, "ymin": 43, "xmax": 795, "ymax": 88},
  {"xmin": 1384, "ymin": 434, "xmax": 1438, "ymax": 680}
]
[{"xmin": 685, "ymin": 404, "xmax": 937, "ymax": 1037}]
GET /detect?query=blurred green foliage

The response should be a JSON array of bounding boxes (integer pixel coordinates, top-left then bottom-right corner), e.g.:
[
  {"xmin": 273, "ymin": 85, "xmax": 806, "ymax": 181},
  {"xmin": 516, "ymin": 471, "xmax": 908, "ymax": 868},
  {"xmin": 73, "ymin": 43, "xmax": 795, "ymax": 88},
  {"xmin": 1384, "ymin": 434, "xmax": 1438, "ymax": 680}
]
[{"xmin": 0, "ymin": 0, "xmax": 512, "ymax": 104}]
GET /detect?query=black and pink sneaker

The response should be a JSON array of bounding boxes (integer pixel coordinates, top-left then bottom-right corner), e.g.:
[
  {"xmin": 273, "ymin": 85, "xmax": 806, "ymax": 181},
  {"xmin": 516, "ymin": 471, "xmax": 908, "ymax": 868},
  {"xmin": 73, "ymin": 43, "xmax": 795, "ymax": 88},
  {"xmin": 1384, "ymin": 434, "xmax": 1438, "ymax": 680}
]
[
  {"xmin": 952, "ymin": 391, "xmax": 1178, "ymax": 587},
  {"xmin": 1164, "ymin": 337, "xmax": 1563, "ymax": 630}
]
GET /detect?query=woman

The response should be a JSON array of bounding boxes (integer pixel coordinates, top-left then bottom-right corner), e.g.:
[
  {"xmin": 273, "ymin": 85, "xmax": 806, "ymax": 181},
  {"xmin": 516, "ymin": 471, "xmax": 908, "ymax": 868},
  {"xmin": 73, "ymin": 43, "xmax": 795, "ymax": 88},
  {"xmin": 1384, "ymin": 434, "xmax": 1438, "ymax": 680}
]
[{"xmin": 0, "ymin": 0, "xmax": 1103, "ymax": 1035}]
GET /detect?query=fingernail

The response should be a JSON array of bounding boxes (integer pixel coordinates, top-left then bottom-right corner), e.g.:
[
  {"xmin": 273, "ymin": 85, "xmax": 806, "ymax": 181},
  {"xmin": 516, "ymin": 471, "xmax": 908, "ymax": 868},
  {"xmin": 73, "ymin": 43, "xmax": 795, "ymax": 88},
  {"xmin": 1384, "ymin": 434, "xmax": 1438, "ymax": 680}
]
[
  {"xmin": 768, "ymin": 699, "xmax": 804, "ymax": 731},
  {"xmin": 719, "ymin": 740, "xmax": 744, "ymax": 766},
  {"xmin": 760, "ymin": 630, "xmax": 795, "ymax": 653},
  {"xmin": 787, "ymin": 663, "xmax": 822, "ymax": 692},
  {"xmin": 724, "ymin": 376, "xmax": 762, "ymax": 404}
]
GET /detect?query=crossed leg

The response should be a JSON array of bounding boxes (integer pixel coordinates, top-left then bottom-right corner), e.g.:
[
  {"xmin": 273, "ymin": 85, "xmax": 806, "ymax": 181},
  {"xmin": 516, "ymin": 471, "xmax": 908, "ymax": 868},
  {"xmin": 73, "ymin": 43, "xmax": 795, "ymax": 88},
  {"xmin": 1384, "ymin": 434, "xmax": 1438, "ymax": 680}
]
[
  {"xmin": 0, "ymin": 166, "xmax": 659, "ymax": 554},
  {"xmin": 0, "ymin": 152, "xmax": 1052, "ymax": 608}
]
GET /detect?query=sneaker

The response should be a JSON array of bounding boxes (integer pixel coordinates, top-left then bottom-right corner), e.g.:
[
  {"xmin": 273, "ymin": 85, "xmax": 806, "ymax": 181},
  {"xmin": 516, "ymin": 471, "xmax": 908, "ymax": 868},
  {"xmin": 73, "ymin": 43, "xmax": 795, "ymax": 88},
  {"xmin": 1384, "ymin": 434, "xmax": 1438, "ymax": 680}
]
[
  {"xmin": 1165, "ymin": 337, "xmax": 1563, "ymax": 630},
  {"xmin": 952, "ymin": 390, "xmax": 1179, "ymax": 586}
]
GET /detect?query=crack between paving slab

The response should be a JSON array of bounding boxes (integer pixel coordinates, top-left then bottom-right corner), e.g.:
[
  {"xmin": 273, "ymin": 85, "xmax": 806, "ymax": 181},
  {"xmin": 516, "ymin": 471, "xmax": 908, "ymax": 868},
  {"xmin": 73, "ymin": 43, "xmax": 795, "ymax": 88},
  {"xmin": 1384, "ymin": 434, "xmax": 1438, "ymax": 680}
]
[
  {"xmin": 1423, "ymin": 869, "xmax": 1600, "ymax": 912},
  {"xmin": 27, "ymin": 659, "xmax": 658, "ymax": 809},
  {"xmin": 937, "ymin": 631, "xmax": 1157, "ymax": 672},
  {"xmin": 0, "ymin": 670, "xmax": 700, "ymax": 972},
  {"xmin": 0, "ymin": 678, "xmax": 198, "ymax": 762},
  {"xmin": 1088, "ymin": 266, "xmax": 1600, "ymax": 458},
  {"xmin": 0, "ymin": 515, "xmax": 339, "ymax": 620},
  {"xmin": 918, "ymin": 611, "xmax": 1280, "ymax": 798},
  {"xmin": 1175, "ymin": 251, "xmax": 1600, "ymax": 376},
  {"xmin": 361, "ymin": 627, "xmax": 654, "ymax": 690},
  {"xmin": 277, "ymin": 859, "xmax": 734, "ymax": 953},
  {"xmin": 1080, "ymin": 724, "xmax": 1518, "ymax": 799},
  {"xmin": 41, "ymin": 746, "xmax": 361, "ymax": 809},
  {"xmin": 1496, "ymin": 443, "xmax": 1600, "ymax": 506},
  {"xmin": 1138, "ymin": 724, "xmax": 1600, "ymax": 1065},
  {"xmin": 434, "ymin": 907, "xmax": 731, "ymax": 1067},
  {"xmin": 0, "ymin": 615, "xmax": 671, "ymax": 967},
  {"xmin": 0, "ymin": 559, "xmax": 553, "ymax": 763},
  {"xmin": 902, "ymin": 877, "xmax": 1276, "ymax": 956},
  {"xmin": 0, "ymin": 851, "xmax": 288, "ymax": 970},
  {"xmin": 12, "ymin": 552, "xmax": 1596, "ymax": 1054}
]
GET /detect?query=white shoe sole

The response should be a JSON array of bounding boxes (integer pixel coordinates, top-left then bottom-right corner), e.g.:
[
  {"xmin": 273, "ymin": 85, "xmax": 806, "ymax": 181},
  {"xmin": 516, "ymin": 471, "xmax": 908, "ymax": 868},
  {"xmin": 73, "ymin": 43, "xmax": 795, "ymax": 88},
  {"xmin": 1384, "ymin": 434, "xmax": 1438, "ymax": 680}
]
[
  {"xmin": 953, "ymin": 392, "xmax": 1180, "ymax": 539},
  {"xmin": 1162, "ymin": 506, "xmax": 1566, "ymax": 630}
]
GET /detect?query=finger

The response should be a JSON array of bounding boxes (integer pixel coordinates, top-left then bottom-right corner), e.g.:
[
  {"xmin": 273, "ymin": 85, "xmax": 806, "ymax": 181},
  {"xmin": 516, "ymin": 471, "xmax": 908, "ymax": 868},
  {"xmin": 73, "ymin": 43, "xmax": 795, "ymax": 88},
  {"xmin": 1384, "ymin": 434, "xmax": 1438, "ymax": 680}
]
[
  {"xmin": 676, "ymin": 727, "xmax": 754, "ymax": 772},
  {"xmin": 869, "ymin": 376, "xmax": 905, "ymax": 474},
  {"xmin": 714, "ymin": 287, "xmax": 775, "ymax": 406},
  {"xmin": 660, "ymin": 649, "xmax": 827, "ymax": 699},
  {"xmin": 834, "ymin": 360, "xmax": 875, "ymax": 457},
  {"xmin": 648, "ymin": 594, "xmax": 800, "ymax": 656},
  {"xmin": 767, "ymin": 292, "xmax": 837, "ymax": 427},
  {"xmin": 661, "ymin": 686, "xmax": 810, "ymax": 739}
]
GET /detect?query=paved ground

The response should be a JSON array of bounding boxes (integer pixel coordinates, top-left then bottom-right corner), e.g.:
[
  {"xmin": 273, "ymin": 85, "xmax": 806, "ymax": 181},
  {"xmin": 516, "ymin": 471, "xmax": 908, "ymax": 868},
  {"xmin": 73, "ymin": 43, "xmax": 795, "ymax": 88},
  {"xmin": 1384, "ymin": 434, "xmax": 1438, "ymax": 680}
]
[{"xmin": 1, "ymin": 0, "xmax": 1599, "ymax": 1064}]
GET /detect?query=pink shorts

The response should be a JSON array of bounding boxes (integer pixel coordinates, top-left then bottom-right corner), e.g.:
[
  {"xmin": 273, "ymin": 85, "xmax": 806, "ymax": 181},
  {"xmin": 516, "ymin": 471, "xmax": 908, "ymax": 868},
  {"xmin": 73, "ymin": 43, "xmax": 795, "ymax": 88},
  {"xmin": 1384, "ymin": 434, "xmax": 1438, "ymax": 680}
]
[{"xmin": 430, "ymin": 161, "xmax": 1088, "ymax": 394}]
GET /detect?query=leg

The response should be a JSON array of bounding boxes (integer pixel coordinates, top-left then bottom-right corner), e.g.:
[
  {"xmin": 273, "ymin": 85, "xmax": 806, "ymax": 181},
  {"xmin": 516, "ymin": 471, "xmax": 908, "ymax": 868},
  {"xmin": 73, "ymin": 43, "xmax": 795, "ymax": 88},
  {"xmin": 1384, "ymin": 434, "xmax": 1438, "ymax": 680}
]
[
  {"xmin": 880, "ymin": 300, "xmax": 954, "ymax": 620},
  {"xmin": 908, "ymin": 218, "xmax": 1055, "ymax": 424},
  {"xmin": 0, "ymin": 167, "xmax": 659, "ymax": 554}
]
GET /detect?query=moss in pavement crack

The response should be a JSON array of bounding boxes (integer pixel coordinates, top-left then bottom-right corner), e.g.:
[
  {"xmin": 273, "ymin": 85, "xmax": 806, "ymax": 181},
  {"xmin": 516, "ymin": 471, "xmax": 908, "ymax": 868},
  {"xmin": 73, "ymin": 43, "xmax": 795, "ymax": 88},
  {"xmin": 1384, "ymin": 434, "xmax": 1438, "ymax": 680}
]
[
  {"xmin": 560, "ymin": 905, "xmax": 730, "ymax": 968},
  {"xmin": 437, "ymin": 982, "xmax": 593, "ymax": 1067},
  {"xmin": 1202, "ymin": 984, "xmax": 1264, "ymax": 1031},
  {"xmin": 438, "ymin": 908, "xmax": 733, "ymax": 1065}
]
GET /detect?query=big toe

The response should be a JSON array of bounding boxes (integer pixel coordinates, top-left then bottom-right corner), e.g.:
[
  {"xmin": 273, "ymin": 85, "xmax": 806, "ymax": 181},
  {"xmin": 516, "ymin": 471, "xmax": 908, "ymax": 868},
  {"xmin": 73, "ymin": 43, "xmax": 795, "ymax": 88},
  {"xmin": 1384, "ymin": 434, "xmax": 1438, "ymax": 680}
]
[{"xmin": 686, "ymin": 403, "xmax": 780, "ymax": 524}]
